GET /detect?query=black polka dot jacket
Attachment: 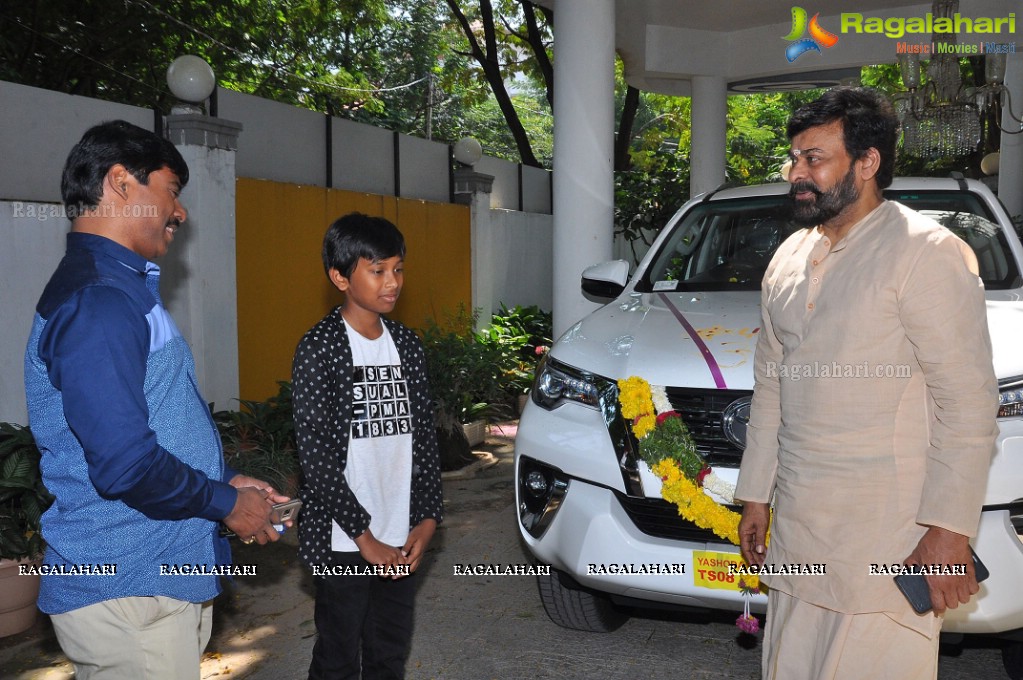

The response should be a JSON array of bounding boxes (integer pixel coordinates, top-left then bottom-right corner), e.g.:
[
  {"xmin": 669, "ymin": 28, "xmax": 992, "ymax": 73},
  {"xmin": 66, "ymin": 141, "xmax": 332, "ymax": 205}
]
[{"xmin": 292, "ymin": 308, "xmax": 444, "ymax": 568}]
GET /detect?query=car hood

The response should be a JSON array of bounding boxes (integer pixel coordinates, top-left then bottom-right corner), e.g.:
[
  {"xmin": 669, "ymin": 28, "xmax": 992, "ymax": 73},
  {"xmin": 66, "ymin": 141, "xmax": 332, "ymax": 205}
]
[
  {"xmin": 550, "ymin": 290, "xmax": 1023, "ymax": 387},
  {"xmin": 551, "ymin": 291, "xmax": 762, "ymax": 390}
]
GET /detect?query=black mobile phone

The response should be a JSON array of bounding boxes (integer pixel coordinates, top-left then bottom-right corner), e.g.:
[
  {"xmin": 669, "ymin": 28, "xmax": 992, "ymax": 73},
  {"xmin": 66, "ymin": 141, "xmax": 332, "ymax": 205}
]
[{"xmin": 894, "ymin": 548, "xmax": 989, "ymax": 614}]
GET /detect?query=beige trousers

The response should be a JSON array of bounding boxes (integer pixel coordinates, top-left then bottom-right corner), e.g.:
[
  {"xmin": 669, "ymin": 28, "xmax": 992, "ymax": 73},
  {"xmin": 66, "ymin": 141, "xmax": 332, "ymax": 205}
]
[
  {"xmin": 50, "ymin": 596, "xmax": 214, "ymax": 680},
  {"xmin": 763, "ymin": 589, "xmax": 940, "ymax": 680}
]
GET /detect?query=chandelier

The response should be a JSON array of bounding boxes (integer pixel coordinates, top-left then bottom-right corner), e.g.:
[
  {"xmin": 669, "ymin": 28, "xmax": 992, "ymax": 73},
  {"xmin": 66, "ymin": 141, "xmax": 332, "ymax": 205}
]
[{"xmin": 894, "ymin": 0, "xmax": 1022, "ymax": 159}]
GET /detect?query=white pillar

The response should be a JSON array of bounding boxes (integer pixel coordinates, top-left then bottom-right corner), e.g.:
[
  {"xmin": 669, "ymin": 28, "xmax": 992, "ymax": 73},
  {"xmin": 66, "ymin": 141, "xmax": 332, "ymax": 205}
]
[
  {"xmin": 454, "ymin": 168, "xmax": 496, "ymax": 329},
  {"xmin": 690, "ymin": 76, "xmax": 728, "ymax": 199},
  {"xmin": 997, "ymin": 52, "xmax": 1023, "ymax": 221},
  {"xmin": 551, "ymin": 0, "xmax": 615, "ymax": 338},
  {"xmin": 163, "ymin": 115, "xmax": 242, "ymax": 412}
]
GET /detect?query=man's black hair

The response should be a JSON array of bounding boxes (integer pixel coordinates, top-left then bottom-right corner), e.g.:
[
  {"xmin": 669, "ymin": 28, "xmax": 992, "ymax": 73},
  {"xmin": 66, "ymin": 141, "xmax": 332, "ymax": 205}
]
[
  {"xmin": 322, "ymin": 212, "xmax": 406, "ymax": 279},
  {"xmin": 787, "ymin": 87, "xmax": 899, "ymax": 189},
  {"xmin": 61, "ymin": 120, "xmax": 189, "ymax": 217}
]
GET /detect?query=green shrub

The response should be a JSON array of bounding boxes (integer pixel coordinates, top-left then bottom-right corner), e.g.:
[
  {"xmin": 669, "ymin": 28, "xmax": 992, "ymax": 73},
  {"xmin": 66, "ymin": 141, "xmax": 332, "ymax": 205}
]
[
  {"xmin": 0, "ymin": 423, "xmax": 54, "ymax": 560},
  {"xmin": 214, "ymin": 381, "xmax": 300, "ymax": 497},
  {"xmin": 421, "ymin": 307, "xmax": 510, "ymax": 431},
  {"xmin": 477, "ymin": 303, "xmax": 553, "ymax": 398}
]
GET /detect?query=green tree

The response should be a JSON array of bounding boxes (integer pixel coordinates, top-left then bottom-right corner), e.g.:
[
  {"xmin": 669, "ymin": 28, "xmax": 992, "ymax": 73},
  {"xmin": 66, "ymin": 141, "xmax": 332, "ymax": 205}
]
[
  {"xmin": 443, "ymin": 0, "xmax": 554, "ymax": 166},
  {"xmin": 613, "ymin": 87, "xmax": 827, "ymax": 255},
  {"xmin": 613, "ymin": 84, "xmax": 692, "ymax": 255},
  {"xmin": 443, "ymin": 0, "xmax": 646, "ymax": 170},
  {"xmin": 1, "ymin": 0, "xmax": 492, "ymax": 142},
  {"xmin": 0, "ymin": 0, "xmax": 392, "ymax": 112}
]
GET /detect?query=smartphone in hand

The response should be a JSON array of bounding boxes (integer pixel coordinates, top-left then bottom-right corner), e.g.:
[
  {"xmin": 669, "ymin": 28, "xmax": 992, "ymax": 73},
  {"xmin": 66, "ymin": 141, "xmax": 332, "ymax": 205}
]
[
  {"xmin": 270, "ymin": 499, "xmax": 303, "ymax": 529},
  {"xmin": 894, "ymin": 548, "xmax": 988, "ymax": 614},
  {"xmin": 219, "ymin": 499, "xmax": 303, "ymax": 538}
]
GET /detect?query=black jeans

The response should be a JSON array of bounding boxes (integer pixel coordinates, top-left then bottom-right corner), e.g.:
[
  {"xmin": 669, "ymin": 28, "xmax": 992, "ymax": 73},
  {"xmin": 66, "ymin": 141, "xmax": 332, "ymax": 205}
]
[{"xmin": 308, "ymin": 552, "xmax": 417, "ymax": 680}]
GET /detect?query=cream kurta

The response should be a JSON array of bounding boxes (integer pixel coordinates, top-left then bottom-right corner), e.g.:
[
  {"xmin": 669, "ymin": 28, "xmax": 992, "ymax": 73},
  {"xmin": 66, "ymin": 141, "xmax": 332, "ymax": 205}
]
[{"xmin": 734, "ymin": 200, "xmax": 998, "ymax": 634}]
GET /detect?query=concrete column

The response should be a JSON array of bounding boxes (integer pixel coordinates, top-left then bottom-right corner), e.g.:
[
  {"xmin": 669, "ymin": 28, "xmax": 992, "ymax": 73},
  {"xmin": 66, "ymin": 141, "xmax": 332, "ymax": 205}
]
[
  {"xmin": 997, "ymin": 52, "xmax": 1023, "ymax": 221},
  {"xmin": 690, "ymin": 76, "xmax": 728, "ymax": 199},
  {"xmin": 453, "ymin": 167, "xmax": 496, "ymax": 328},
  {"xmin": 551, "ymin": 0, "xmax": 615, "ymax": 337},
  {"xmin": 163, "ymin": 114, "xmax": 243, "ymax": 412}
]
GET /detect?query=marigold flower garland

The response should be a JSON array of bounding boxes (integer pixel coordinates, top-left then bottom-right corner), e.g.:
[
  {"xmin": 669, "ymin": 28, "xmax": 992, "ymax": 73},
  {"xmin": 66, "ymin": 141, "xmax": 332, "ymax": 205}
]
[{"xmin": 617, "ymin": 376, "xmax": 767, "ymax": 634}]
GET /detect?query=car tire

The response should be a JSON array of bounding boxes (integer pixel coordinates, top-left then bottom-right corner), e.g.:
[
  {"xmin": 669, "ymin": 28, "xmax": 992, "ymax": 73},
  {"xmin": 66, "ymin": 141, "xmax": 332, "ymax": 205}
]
[
  {"xmin": 537, "ymin": 569, "xmax": 628, "ymax": 632},
  {"xmin": 1003, "ymin": 641, "xmax": 1023, "ymax": 680}
]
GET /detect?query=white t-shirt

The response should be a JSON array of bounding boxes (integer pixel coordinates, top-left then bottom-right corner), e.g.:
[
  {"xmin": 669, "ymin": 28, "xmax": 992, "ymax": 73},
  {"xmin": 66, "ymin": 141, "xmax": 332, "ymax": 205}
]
[{"xmin": 330, "ymin": 321, "xmax": 413, "ymax": 552}]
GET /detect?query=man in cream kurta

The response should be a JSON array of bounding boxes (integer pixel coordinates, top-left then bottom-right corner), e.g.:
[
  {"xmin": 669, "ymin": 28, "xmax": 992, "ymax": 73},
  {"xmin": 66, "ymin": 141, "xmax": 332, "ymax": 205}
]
[{"xmin": 734, "ymin": 88, "xmax": 998, "ymax": 680}]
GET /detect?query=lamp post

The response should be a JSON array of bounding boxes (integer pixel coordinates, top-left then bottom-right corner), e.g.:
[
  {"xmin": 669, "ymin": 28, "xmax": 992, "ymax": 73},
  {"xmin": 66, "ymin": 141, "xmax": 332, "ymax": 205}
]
[
  {"xmin": 452, "ymin": 136, "xmax": 483, "ymax": 167},
  {"xmin": 161, "ymin": 55, "xmax": 243, "ymax": 411},
  {"xmin": 452, "ymin": 136, "xmax": 492, "ymax": 204},
  {"xmin": 166, "ymin": 55, "xmax": 216, "ymax": 116}
]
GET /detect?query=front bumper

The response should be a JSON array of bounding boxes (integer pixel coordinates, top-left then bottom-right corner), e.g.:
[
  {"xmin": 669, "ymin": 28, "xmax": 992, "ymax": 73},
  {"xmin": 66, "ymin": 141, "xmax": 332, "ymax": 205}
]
[
  {"xmin": 515, "ymin": 399, "xmax": 1023, "ymax": 633},
  {"xmin": 516, "ymin": 462, "xmax": 767, "ymax": 613}
]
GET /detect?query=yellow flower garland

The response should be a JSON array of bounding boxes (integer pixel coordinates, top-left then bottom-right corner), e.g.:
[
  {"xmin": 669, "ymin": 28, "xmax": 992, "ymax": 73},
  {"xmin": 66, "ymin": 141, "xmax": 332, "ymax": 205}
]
[
  {"xmin": 618, "ymin": 376, "xmax": 654, "ymax": 420},
  {"xmin": 621, "ymin": 377, "xmax": 769, "ymax": 633},
  {"xmin": 650, "ymin": 459, "xmax": 741, "ymax": 545},
  {"xmin": 619, "ymin": 378, "xmax": 771, "ymax": 554},
  {"xmin": 633, "ymin": 413, "xmax": 657, "ymax": 439}
]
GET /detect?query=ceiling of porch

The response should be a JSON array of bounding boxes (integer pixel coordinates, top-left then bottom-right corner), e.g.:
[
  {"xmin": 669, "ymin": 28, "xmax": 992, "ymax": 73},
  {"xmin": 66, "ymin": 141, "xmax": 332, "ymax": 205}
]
[{"xmin": 536, "ymin": 0, "xmax": 1018, "ymax": 95}]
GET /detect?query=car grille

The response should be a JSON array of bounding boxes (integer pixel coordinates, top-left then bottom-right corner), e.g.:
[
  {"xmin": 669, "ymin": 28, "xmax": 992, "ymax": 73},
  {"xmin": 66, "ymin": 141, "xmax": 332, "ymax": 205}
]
[
  {"xmin": 665, "ymin": 387, "xmax": 751, "ymax": 468},
  {"xmin": 614, "ymin": 491, "xmax": 736, "ymax": 543}
]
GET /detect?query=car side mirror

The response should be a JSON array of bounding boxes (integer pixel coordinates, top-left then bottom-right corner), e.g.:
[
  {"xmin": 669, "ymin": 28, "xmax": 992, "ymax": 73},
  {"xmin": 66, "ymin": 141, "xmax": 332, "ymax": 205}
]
[{"xmin": 581, "ymin": 260, "xmax": 630, "ymax": 300}]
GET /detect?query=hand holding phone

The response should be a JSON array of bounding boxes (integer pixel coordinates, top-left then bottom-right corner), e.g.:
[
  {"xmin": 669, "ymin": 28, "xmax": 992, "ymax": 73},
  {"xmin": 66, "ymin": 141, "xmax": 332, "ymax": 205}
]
[
  {"xmin": 894, "ymin": 547, "xmax": 988, "ymax": 614},
  {"xmin": 270, "ymin": 499, "xmax": 303, "ymax": 531}
]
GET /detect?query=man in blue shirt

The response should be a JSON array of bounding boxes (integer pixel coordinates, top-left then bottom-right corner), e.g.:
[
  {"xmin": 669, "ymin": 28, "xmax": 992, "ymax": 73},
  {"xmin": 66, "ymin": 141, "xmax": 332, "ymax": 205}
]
[{"xmin": 24, "ymin": 120, "xmax": 288, "ymax": 679}]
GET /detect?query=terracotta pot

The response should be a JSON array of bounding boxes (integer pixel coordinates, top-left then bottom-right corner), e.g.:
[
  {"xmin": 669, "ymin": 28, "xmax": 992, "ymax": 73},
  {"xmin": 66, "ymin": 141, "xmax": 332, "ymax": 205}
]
[{"xmin": 0, "ymin": 556, "xmax": 41, "ymax": 637}]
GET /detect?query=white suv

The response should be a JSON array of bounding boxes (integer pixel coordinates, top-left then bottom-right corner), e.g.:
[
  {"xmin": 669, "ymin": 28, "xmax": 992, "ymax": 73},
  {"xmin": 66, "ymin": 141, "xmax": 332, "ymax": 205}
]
[{"xmin": 515, "ymin": 178, "xmax": 1023, "ymax": 648}]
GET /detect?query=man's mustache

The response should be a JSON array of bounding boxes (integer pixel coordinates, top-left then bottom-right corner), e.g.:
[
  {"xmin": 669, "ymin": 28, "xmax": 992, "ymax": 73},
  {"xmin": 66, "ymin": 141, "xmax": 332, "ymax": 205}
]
[{"xmin": 788, "ymin": 181, "xmax": 821, "ymax": 199}]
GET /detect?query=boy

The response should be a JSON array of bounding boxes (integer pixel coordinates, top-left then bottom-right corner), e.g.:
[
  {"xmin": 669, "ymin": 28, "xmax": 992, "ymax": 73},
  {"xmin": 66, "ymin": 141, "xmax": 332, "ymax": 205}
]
[{"xmin": 293, "ymin": 212, "xmax": 443, "ymax": 680}]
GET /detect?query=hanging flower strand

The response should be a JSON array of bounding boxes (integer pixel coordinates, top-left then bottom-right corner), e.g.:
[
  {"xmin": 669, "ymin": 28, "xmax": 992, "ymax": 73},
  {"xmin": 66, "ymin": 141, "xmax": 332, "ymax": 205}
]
[
  {"xmin": 617, "ymin": 376, "xmax": 769, "ymax": 634},
  {"xmin": 737, "ymin": 577, "xmax": 761, "ymax": 634}
]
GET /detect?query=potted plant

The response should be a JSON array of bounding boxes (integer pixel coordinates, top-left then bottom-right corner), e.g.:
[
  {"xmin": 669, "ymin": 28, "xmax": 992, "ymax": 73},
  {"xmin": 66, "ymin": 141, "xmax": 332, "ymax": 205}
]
[
  {"xmin": 0, "ymin": 422, "xmax": 54, "ymax": 637},
  {"xmin": 421, "ymin": 307, "xmax": 510, "ymax": 471}
]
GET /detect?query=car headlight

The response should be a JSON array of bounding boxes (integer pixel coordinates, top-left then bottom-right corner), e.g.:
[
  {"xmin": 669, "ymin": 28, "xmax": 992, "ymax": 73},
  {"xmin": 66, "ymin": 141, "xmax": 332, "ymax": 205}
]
[
  {"xmin": 531, "ymin": 356, "xmax": 609, "ymax": 410},
  {"xmin": 999, "ymin": 376, "xmax": 1023, "ymax": 418}
]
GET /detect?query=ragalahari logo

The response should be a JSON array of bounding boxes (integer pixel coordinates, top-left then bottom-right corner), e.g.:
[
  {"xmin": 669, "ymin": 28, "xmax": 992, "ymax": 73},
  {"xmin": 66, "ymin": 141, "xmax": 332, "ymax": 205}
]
[{"xmin": 784, "ymin": 7, "xmax": 839, "ymax": 62}]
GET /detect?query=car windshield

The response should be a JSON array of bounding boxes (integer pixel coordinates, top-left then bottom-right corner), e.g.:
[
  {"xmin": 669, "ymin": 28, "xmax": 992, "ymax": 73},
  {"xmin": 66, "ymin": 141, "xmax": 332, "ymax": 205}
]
[{"xmin": 638, "ymin": 190, "xmax": 1021, "ymax": 292}]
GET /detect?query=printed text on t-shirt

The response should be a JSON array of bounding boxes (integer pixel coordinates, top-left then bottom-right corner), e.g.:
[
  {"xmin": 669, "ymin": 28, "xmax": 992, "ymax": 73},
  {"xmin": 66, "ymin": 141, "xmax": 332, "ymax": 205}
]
[{"xmin": 351, "ymin": 365, "xmax": 412, "ymax": 439}]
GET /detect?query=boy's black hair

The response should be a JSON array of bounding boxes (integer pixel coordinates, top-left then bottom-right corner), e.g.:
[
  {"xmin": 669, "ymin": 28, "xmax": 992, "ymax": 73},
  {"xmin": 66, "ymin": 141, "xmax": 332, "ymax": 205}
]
[
  {"xmin": 61, "ymin": 120, "xmax": 189, "ymax": 217},
  {"xmin": 787, "ymin": 87, "xmax": 899, "ymax": 189},
  {"xmin": 322, "ymin": 212, "xmax": 406, "ymax": 279}
]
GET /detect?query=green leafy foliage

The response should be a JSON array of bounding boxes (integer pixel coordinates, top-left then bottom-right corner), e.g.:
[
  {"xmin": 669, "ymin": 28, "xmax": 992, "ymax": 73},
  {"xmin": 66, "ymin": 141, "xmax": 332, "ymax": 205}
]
[
  {"xmin": 476, "ymin": 303, "xmax": 552, "ymax": 397},
  {"xmin": 443, "ymin": 0, "xmax": 554, "ymax": 166},
  {"xmin": 0, "ymin": 0, "xmax": 498, "ymax": 146},
  {"xmin": 0, "ymin": 423, "xmax": 54, "ymax": 560},
  {"xmin": 614, "ymin": 87, "xmax": 825, "ymax": 255},
  {"xmin": 214, "ymin": 381, "xmax": 300, "ymax": 497},
  {"xmin": 421, "ymin": 306, "xmax": 510, "ymax": 432},
  {"xmin": 421, "ymin": 306, "xmax": 508, "ymax": 470},
  {"xmin": 633, "ymin": 414, "xmax": 703, "ymax": 481}
]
